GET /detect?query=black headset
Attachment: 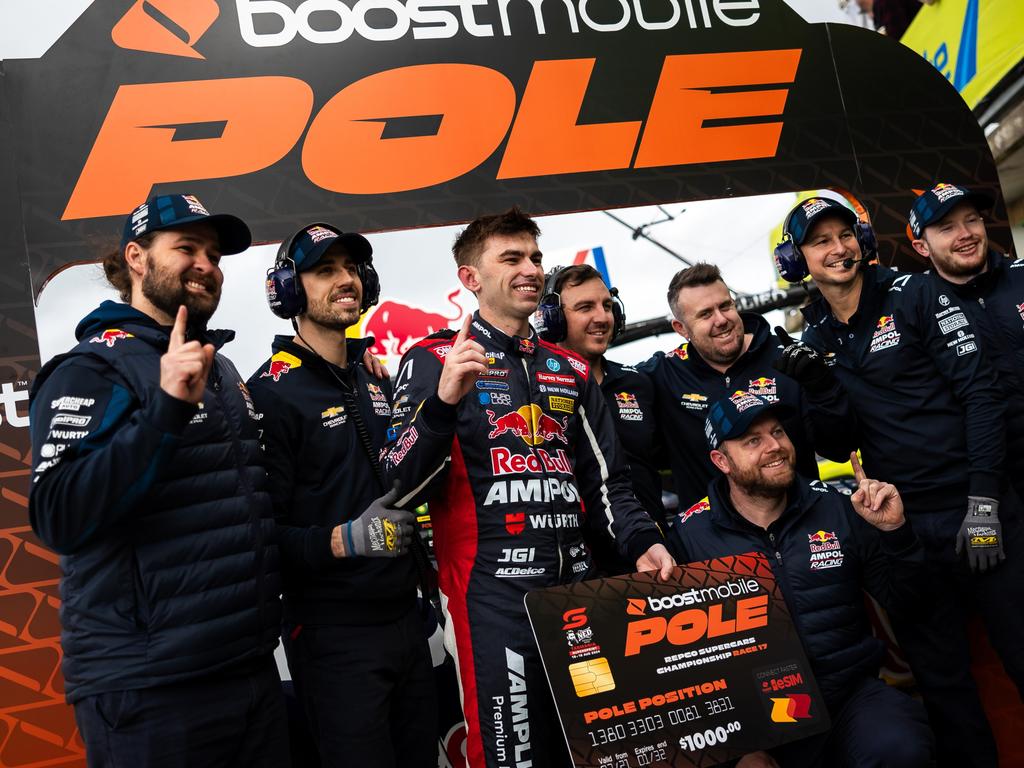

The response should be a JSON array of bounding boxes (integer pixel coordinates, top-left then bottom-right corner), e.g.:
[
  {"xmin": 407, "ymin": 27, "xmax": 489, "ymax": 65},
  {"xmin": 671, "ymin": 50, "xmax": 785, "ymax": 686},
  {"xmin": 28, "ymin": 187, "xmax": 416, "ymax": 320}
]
[
  {"xmin": 535, "ymin": 267, "xmax": 626, "ymax": 343},
  {"xmin": 773, "ymin": 203, "xmax": 878, "ymax": 284},
  {"xmin": 265, "ymin": 222, "xmax": 381, "ymax": 319}
]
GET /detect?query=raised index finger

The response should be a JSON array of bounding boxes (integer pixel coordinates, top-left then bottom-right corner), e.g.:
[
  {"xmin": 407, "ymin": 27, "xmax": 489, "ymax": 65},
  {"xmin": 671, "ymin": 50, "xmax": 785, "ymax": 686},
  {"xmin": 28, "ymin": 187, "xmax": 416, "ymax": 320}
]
[
  {"xmin": 169, "ymin": 305, "xmax": 188, "ymax": 350},
  {"xmin": 850, "ymin": 451, "xmax": 867, "ymax": 483},
  {"xmin": 454, "ymin": 313, "xmax": 473, "ymax": 345}
]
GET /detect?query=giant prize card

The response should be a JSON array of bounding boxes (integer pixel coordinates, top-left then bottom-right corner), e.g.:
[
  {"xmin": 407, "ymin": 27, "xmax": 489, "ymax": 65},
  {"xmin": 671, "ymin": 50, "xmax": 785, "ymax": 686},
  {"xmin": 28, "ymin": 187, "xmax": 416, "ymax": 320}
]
[{"xmin": 525, "ymin": 553, "xmax": 829, "ymax": 767}]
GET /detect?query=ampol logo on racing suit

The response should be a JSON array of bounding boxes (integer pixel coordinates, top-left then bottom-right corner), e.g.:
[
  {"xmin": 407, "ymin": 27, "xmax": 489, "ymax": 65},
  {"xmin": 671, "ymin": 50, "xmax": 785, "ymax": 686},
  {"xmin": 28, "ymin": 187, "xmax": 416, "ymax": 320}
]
[
  {"xmin": 486, "ymin": 405, "xmax": 568, "ymax": 446},
  {"xmin": 89, "ymin": 329, "xmax": 134, "ymax": 347}
]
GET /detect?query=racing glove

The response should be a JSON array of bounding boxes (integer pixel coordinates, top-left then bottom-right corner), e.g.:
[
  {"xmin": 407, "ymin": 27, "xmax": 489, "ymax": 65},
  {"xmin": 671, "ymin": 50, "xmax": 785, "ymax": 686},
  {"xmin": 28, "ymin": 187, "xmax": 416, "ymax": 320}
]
[
  {"xmin": 772, "ymin": 327, "xmax": 833, "ymax": 394},
  {"xmin": 955, "ymin": 496, "xmax": 1005, "ymax": 573},
  {"xmin": 338, "ymin": 487, "xmax": 414, "ymax": 558}
]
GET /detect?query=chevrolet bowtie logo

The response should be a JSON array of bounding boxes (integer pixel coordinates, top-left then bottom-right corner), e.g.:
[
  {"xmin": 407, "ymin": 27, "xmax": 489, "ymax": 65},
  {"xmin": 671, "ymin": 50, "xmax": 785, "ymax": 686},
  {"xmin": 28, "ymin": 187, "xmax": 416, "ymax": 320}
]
[{"xmin": 112, "ymin": 0, "xmax": 219, "ymax": 59}]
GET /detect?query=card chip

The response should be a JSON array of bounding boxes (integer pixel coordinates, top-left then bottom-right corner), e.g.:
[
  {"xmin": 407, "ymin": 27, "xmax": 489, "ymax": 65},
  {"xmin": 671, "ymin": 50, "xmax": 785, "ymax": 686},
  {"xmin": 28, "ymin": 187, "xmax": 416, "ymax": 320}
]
[{"xmin": 569, "ymin": 657, "xmax": 615, "ymax": 697}]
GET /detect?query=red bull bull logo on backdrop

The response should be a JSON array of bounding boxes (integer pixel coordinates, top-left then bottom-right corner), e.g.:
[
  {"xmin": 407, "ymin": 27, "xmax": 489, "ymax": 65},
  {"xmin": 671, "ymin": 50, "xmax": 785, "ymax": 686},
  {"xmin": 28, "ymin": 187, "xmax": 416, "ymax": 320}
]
[
  {"xmin": 487, "ymin": 405, "xmax": 568, "ymax": 446},
  {"xmin": 360, "ymin": 288, "xmax": 464, "ymax": 359},
  {"xmin": 747, "ymin": 377, "xmax": 778, "ymax": 401},
  {"xmin": 89, "ymin": 329, "xmax": 134, "ymax": 347}
]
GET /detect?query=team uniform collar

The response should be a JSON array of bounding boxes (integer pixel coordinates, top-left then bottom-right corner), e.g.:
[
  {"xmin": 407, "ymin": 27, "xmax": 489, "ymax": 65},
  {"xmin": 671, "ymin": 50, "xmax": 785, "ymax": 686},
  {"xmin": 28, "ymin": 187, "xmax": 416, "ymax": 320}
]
[{"xmin": 471, "ymin": 311, "xmax": 537, "ymax": 356}]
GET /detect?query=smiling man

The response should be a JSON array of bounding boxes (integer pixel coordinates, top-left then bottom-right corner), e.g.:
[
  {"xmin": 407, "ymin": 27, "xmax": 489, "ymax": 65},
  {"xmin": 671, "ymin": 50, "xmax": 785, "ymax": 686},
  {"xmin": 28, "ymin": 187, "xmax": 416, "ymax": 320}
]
[
  {"xmin": 640, "ymin": 262, "xmax": 855, "ymax": 508},
  {"xmin": 910, "ymin": 184, "xmax": 1024, "ymax": 502},
  {"xmin": 28, "ymin": 194, "xmax": 288, "ymax": 766},
  {"xmin": 670, "ymin": 392, "xmax": 933, "ymax": 768},
  {"xmin": 247, "ymin": 223, "xmax": 435, "ymax": 767},
  {"xmin": 788, "ymin": 195, "xmax": 1024, "ymax": 767},
  {"xmin": 538, "ymin": 264, "xmax": 665, "ymax": 573},
  {"xmin": 384, "ymin": 207, "xmax": 673, "ymax": 768}
]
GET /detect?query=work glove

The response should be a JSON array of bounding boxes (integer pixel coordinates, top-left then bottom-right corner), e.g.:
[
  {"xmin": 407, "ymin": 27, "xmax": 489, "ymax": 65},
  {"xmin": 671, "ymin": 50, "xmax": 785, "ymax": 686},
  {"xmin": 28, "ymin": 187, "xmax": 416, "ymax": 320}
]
[
  {"xmin": 340, "ymin": 486, "xmax": 414, "ymax": 557},
  {"xmin": 772, "ymin": 327, "xmax": 833, "ymax": 394},
  {"xmin": 955, "ymin": 496, "xmax": 1005, "ymax": 573}
]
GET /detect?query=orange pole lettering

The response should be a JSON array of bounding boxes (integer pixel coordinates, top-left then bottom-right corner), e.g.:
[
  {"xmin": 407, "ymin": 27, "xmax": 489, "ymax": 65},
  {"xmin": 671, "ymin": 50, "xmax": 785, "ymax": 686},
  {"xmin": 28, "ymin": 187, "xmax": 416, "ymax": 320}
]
[
  {"xmin": 63, "ymin": 77, "xmax": 312, "ymax": 220},
  {"xmin": 666, "ymin": 608, "xmax": 709, "ymax": 646},
  {"xmin": 634, "ymin": 49, "xmax": 802, "ymax": 168},
  {"xmin": 735, "ymin": 594, "xmax": 769, "ymax": 632},
  {"xmin": 303, "ymin": 64, "xmax": 516, "ymax": 194},
  {"xmin": 624, "ymin": 617, "xmax": 667, "ymax": 657},
  {"xmin": 498, "ymin": 58, "xmax": 640, "ymax": 179}
]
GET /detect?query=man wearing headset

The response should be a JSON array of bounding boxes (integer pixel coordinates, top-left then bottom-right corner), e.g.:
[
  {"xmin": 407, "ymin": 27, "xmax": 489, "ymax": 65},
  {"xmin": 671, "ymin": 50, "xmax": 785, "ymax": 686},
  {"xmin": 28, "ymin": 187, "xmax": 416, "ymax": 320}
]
[
  {"xmin": 247, "ymin": 223, "xmax": 436, "ymax": 767},
  {"xmin": 640, "ymin": 262, "xmax": 856, "ymax": 509},
  {"xmin": 383, "ymin": 207, "xmax": 673, "ymax": 768},
  {"xmin": 535, "ymin": 263, "xmax": 666, "ymax": 573},
  {"xmin": 778, "ymin": 195, "xmax": 1021, "ymax": 768},
  {"xmin": 29, "ymin": 194, "xmax": 288, "ymax": 766}
]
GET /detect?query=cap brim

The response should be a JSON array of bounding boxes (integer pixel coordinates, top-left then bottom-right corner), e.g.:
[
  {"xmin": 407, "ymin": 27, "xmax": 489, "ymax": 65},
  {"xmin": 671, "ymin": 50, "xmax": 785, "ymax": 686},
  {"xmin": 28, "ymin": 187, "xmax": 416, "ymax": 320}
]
[
  {"xmin": 796, "ymin": 205, "xmax": 858, "ymax": 245},
  {"xmin": 296, "ymin": 232, "xmax": 373, "ymax": 271}
]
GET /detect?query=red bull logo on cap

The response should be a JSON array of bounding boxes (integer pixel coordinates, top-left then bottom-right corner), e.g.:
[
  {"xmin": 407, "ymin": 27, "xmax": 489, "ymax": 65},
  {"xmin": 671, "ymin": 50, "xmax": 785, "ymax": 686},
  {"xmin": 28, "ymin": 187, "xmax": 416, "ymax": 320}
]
[
  {"xmin": 486, "ymin": 404, "xmax": 568, "ymax": 446},
  {"xmin": 90, "ymin": 329, "xmax": 135, "ymax": 347},
  {"xmin": 259, "ymin": 351, "xmax": 302, "ymax": 382}
]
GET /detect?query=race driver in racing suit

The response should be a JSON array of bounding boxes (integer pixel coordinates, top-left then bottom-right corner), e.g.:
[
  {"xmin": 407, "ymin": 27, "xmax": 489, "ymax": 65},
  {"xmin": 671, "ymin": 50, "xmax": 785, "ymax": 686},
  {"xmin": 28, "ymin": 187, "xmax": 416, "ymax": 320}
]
[{"xmin": 384, "ymin": 207, "xmax": 674, "ymax": 768}]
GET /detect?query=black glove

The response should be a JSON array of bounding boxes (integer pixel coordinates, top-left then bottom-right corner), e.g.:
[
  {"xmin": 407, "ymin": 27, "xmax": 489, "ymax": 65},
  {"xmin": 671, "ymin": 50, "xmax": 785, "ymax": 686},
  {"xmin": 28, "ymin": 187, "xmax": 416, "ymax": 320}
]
[
  {"xmin": 772, "ymin": 327, "xmax": 832, "ymax": 393},
  {"xmin": 340, "ymin": 486, "xmax": 414, "ymax": 558},
  {"xmin": 956, "ymin": 496, "xmax": 1005, "ymax": 573}
]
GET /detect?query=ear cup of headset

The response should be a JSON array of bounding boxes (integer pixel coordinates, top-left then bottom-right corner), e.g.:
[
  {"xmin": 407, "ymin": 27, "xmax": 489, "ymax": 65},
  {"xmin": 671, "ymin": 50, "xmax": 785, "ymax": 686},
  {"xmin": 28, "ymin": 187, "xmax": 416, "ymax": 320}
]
[
  {"xmin": 855, "ymin": 222, "xmax": 878, "ymax": 263},
  {"xmin": 773, "ymin": 238, "xmax": 810, "ymax": 284},
  {"xmin": 609, "ymin": 287, "xmax": 626, "ymax": 341},
  {"xmin": 266, "ymin": 232, "xmax": 307, "ymax": 319},
  {"xmin": 358, "ymin": 262, "xmax": 381, "ymax": 312},
  {"xmin": 535, "ymin": 268, "xmax": 568, "ymax": 342}
]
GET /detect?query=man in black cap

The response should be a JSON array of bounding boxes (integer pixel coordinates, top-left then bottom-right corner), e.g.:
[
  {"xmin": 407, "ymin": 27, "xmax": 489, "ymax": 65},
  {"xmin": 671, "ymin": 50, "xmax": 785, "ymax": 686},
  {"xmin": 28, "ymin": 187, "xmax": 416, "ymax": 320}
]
[
  {"xmin": 780, "ymin": 195, "xmax": 1022, "ymax": 767},
  {"xmin": 247, "ymin": 223, "xmax": 436, "ymax": 767},
  {"xmin": 29, "ymin": 194, "xmax": 289, "ymax": 766},
  {"xmin": 670, "ymin": 391, "xmax": 933, "ymax": 768},
  {"xmin": 910, "ymin": 183, "xmax": 1024, "ymax": 502}
]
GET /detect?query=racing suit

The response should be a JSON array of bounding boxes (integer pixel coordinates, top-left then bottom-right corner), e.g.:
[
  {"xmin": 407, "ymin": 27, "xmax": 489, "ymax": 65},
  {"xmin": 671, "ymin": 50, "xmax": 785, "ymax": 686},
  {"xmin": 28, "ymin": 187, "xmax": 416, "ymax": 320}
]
[
  {"xmin": 384, "ymin": 313, "xmax": 663, "ymax": 768},
  {"xmin": 640, "ymin": 313, "xmax": 856, "ymax": 505},
  {"xmin": 801, "ymin": 264, "xmax": 1024, "ymax": 768},
  {"xmin": 669, "ymin": 475, "xmax": 933, "ymax": 768}
]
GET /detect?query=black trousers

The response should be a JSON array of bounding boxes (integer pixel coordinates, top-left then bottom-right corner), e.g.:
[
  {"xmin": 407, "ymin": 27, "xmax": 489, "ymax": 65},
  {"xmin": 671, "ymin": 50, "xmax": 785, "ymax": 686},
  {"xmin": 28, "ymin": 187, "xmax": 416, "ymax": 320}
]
[
  {"xmin": 283, "ymin": 608, "xmax": 437, "ymax": 768},
  {"xmin": 890, "ymin": 500, "xmax": 1024, "ymax": 768},
  {"xmin": 769, "ymin": 676, "xmax": 933, "ymax": 768},
  {"xmin": 73, "ymin": 655, "xmax": 290, "ymax": 768}
]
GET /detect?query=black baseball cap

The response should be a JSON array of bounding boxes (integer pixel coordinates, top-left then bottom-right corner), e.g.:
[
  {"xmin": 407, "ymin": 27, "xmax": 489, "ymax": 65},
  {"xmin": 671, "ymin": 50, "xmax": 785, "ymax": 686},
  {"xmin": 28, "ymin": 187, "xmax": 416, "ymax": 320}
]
[
  {"xmin": 705, "ymin": 391, "xmax": 794, "ymax": 450},
  {"xmin": 121, "ymin": 194, "xmax": 251, "ymax": 254},
  {"xmin": 285, "ymin": 223, "xmax": 373, "ymax": 272},
  {"xmin": 786, "ymin": 197, "xmax": 858, "ymax": 245},
  {"xmin": 908, "ymin": 183, "xmax": 993, "ymax": 238}
]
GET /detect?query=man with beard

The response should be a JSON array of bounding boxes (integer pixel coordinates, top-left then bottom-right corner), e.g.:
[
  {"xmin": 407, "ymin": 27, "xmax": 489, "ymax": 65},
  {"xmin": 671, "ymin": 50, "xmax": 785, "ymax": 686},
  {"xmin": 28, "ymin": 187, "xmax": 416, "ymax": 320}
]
[
  {"xmin": 910, "ymin": 183, "xmax": 1024, "ymax": 501},
  {"xmin": 786, "ymin": 195, "xmax": 1023, "ymax": 767},
  {"xmin": 384, "ymin": 207, "xmax": 673, "ymax": 768},
  {"xmin": 640, "ymin": 262, "xmax": 855, "ymax": 507},
  {"xmin": 28, "ymin": 194, "xmax": 288, "ymax": 766},
  {"xmin": 247, "ymin": 223, "xmax": 435, "ymax": 767},
  {"xmin": 669, "ymin": 392, "xmax": 933, "ymax": 768},
  {"xmin": 535, "ymin": 264, "xmax": 665, "ymax": 573}
]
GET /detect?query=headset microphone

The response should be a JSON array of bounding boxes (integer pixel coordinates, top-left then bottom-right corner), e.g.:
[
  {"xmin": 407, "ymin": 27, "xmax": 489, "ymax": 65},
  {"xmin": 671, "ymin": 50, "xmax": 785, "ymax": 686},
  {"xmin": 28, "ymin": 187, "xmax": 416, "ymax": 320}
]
[{"xmin": 841, "ymin": 257, "xmax": 867, "ymax": 269}]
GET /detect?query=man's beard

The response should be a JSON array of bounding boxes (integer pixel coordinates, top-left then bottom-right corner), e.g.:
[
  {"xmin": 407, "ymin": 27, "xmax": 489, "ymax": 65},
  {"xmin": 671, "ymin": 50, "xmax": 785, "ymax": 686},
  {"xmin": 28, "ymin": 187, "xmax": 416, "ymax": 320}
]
[
  {"xmin": 142, "ymin": 257, "xmax": 220, "ymax": 327},
  {"xmin": 304, "ymin": 292, "xmax": 361, "ymax": 331},
  {"xmin": 695, "ymin": 329, "xmax": 742, "ymax": 366},
  {"xmin": 730, "ymin": 454, "xmax": 794, "ymax": 499}
]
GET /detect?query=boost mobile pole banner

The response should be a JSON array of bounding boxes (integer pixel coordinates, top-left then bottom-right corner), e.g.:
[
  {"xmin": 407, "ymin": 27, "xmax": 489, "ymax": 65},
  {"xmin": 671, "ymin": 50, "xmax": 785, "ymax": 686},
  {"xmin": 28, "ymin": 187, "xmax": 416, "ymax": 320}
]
[
  {"xmin": 525, "ymin": 554, "xmax": 829, "ymax": 767},
  {"xmin": 0, "ymin": 0, "xmax": 1009, "ymax": 763}
]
